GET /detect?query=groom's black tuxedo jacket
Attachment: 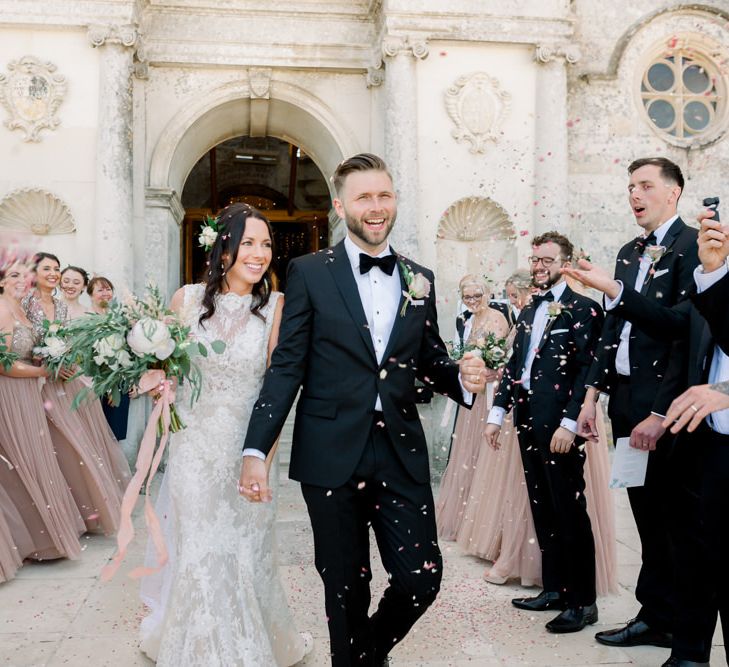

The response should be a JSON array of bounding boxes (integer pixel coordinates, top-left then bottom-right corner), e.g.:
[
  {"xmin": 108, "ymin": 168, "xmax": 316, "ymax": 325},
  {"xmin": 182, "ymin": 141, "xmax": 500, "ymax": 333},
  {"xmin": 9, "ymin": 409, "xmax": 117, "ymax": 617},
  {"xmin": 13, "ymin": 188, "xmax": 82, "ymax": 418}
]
[
  {"xmin": 585, "ymin": 218, "xmax": 698, "ymax": 421},
  {"xmin": 493, "ymin": 285, "xmax": 603, "ymax": 425},
  {"xmin": 243, "ymin": 240, "xmax": 468, "ymax": 488}
]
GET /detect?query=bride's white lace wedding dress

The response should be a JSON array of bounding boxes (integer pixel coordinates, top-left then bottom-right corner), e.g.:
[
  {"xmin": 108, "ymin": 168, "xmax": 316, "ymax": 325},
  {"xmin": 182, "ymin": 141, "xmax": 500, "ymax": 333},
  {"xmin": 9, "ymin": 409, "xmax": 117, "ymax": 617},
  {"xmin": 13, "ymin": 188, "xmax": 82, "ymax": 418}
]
[{"xmin": 139, "ymin": 284, "xmax": 307, "ymax": 666}]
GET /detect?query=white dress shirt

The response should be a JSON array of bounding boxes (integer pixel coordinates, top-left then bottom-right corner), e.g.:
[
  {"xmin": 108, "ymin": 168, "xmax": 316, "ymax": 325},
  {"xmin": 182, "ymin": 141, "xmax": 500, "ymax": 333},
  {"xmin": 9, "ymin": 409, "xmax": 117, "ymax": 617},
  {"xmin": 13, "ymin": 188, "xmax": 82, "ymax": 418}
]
[
  {"xmin": 487, "ymin": 280, "xmax": 577, "ymax": 433},
  {"xmin": 694, "ymin": 262, "xmax": 729, "ymax": 434},
  {"xmin": 605, "ymin": 215, "xmax": 678, "ymax": 376},
  {"xmin": 343, "ymin": 235, "xmax": 401, "ymax": 411}
]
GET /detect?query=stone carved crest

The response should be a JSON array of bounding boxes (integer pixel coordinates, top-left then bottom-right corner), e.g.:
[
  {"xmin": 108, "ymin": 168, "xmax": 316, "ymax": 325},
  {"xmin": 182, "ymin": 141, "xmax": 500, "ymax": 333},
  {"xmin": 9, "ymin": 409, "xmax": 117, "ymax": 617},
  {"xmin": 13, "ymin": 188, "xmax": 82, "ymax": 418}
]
[
  {"xmin": 0, "ymin": 56, "xmax": 67, "ymax": 142},
  {"xmin": 437, "ymin": 197, "xmax": 514, "ymax": 242},
  {"xmin": 249, "ymin": 68, "xmax": 272, "ymax": 99},
  {"xmin": 0, "ymin": 188, "xmax": 76, "ymax": 235},
  {"xmin": 444, "ymin": 72, "xmax": 511, "ymax": 154}
]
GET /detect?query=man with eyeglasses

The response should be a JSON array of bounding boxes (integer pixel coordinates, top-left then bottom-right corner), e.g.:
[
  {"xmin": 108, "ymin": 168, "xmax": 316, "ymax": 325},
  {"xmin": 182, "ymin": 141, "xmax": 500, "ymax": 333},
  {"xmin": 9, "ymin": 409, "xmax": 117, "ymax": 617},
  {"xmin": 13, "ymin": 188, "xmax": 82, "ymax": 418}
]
[
  {"xmin": 484, "ymin": 231, "xmax": 604, "ymax": 633},
  {"xmin": 575, "ymin": 157, "xmax": 699, "ymax": 651}
]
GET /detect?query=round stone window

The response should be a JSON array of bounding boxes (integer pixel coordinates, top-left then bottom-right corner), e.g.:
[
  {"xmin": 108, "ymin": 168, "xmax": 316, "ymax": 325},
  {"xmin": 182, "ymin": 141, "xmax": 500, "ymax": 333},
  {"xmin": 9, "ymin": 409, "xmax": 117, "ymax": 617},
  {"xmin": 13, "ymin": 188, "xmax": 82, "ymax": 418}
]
[{"xmin": 640, "ymin": 47, "xmax": 727, "ymax": 146}]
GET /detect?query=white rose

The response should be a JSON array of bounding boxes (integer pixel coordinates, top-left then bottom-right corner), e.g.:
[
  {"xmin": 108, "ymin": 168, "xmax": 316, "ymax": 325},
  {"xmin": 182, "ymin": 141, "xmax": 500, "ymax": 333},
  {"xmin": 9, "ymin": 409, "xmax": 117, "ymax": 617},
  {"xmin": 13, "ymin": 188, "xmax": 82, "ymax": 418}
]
[
  {"xmin": 44, "ymin": 336, "xmax": 67, "ymax": 359},
  {"xmin": 127, "ymin": 317, "xmax": 176, "ymax": 361},
  {"xmin": 198, "ymin": 226, "xmax": 218, "ymax": 248},
  {"xmin": 48, "ymin": 323, "xmax": 61, "ymax": 335},
  {"xmin": 410, "ymin": 273, "xmax": 431, "ymax": 299},
  {"xmin": 116, "ymin": 349, "xmax": 133, "ymax": 368}
]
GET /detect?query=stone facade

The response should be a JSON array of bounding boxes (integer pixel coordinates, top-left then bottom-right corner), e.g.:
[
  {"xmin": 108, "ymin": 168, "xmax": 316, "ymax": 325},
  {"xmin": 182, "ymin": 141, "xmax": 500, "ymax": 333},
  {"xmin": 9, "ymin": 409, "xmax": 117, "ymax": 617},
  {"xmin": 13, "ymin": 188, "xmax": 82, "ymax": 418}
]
[{"xmin": 1, "ymin": 1, "xmax": 728, "ymax": 456}]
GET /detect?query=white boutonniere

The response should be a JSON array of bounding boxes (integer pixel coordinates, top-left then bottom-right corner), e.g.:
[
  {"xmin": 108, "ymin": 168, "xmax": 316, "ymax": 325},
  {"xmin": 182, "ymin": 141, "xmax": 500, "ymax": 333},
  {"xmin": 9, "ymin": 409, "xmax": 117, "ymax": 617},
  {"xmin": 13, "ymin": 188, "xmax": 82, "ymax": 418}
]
[
  {"xmin": 644, "ymin": 244, "xmax": 668, "ymax": 265},
  {"xmin": 547, "ymin": 301, "xmax": 565, "ymax": 319},
  {"xmin": 399, "ymin": 261, "xmax": 431, "ymax": 317}
]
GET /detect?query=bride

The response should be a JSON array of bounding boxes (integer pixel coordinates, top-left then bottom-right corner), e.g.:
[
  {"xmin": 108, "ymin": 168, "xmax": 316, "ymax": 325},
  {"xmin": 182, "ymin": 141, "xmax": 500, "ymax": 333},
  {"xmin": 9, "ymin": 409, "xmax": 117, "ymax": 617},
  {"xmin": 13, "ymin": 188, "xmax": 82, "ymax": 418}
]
[{"xmin": 139, "ymin": 203, "xmax": 312, "ymax": 666}]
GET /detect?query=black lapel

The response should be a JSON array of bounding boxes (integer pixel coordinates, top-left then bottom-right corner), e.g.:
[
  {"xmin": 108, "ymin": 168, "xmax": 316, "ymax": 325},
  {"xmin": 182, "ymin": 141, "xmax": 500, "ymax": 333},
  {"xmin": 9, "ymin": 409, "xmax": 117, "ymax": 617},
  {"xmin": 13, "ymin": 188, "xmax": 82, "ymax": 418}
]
[
  {"xmin": 515, "ymin": 303, "xmax": 538, "ymax": 372},
  {"xmin": 380, "ymin": 252, "xmax": 409, "ymax": 366},
  {"xmin": 698, "ymin": 320, "xmax": 714, "ymax": 383},
  {"xmin": 534, "ymin": 284, "xmax": 573, "ymax": 356},
  {"xmin": 456, "ymin": 316, "xmax": 466, "ymax": 346},
  {"xmin": 622, "ymin": 238, "xmax": 645, "ymax": 291},
  {"xmin": 325, "ymin": 241, "xmax": 377, "ymax": 363},
  {"xmin": 639, "ymin": 218, "xmax": 685, "ymax": 296}
]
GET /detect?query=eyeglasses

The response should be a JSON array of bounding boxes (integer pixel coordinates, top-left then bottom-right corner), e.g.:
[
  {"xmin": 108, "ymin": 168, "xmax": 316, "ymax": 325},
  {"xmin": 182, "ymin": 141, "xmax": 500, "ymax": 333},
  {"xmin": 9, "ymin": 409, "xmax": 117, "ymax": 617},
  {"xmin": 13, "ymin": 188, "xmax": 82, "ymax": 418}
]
[
  {"xmin": 528, "ymin": 256, "xmax": 562, "ymax": 267},
  {"xmin": 461, "ymin": 293, "xmax": 484, "ymax": 302}
]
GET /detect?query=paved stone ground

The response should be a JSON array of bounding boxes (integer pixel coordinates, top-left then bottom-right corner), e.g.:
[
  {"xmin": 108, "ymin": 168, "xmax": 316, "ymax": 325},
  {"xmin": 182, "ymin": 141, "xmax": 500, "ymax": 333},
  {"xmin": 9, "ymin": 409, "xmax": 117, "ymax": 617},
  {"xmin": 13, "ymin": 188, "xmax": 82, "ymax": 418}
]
[{"xmin": 0, "ymin": 427, "xmax": 725, "ymax": 666}]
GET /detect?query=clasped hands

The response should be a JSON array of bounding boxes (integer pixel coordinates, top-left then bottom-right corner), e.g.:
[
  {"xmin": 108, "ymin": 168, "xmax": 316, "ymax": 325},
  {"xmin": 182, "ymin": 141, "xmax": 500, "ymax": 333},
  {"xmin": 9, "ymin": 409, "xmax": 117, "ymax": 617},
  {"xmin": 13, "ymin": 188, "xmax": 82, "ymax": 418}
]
[
  {"xmin": 238, "ymin": 456, "xmax": 273, "ymax": 504},
  {"xmin": 459, "ymin": 352, "xmax": 495, "ymax": 394}
]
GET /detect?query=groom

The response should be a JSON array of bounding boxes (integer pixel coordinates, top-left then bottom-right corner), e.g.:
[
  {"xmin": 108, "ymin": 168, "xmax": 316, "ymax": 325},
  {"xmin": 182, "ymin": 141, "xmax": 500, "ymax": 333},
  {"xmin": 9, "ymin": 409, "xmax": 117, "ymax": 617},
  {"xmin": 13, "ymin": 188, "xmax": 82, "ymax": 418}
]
[{"xmin": 239, "ymin": 153, "xmax": 487, "ymax": 666}]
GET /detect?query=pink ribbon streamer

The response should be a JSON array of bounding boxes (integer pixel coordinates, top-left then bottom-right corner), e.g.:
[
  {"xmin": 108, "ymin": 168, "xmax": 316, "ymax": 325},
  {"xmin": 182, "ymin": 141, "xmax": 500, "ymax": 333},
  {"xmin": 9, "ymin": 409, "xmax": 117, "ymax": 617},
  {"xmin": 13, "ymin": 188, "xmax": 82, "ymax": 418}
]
[{"xmin": 101, "ymin": 369, "xmax": 175, "ymax": 581}]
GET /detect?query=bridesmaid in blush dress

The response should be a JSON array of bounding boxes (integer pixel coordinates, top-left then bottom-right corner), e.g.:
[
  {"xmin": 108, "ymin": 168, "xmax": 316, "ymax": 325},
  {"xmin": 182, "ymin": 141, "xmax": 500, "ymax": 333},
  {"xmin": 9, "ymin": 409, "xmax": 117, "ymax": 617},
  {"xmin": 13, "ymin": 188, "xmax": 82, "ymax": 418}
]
[
  {"xmin": 22, "ymin": 252, "xmax": 129, "ymax": 535},
  {"xmin": 0, "ymin": 261, "xmax": 84, "ymax": 573},
  {"xmin": 436, "ymin": 275, "xmax": 510, "ymax": 540}
]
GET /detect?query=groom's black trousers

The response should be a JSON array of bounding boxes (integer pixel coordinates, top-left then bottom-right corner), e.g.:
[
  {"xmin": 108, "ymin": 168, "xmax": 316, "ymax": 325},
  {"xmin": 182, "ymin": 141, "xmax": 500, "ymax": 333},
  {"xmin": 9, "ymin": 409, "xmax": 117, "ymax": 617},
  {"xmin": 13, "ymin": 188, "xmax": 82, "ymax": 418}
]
[{"xmin": 301, "ymin": 413, "xmax": 442, "ymax": 666}]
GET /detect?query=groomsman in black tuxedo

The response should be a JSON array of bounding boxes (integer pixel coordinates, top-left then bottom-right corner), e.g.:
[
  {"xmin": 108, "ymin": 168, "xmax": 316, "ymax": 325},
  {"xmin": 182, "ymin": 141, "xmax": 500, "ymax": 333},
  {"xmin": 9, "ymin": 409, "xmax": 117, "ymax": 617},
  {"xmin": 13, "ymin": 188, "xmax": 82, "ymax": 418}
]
[
  {"xmin": 564, "ymin": 210, "xmax": 729, "ymax": 666},
  {"xmin": 239, "ymin": 153, "xmax": 487, "ymax": 666},
  {"xmin": 484, "ymin": 231, "xmax": 604, "ymax": 633},
  {"xmin": 574, "ymin": 158, "xmax": 698, "ymax": 649}
]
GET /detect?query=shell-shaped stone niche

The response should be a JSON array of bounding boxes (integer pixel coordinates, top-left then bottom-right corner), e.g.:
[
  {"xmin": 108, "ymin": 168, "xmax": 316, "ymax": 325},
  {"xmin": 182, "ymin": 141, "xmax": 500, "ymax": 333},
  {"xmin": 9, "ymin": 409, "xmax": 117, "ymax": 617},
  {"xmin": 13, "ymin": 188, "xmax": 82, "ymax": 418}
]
[
  {"xmin": 0, "ymin": 188, "xmax": 76, "ymax": 235},
  {"xmin": 437, "ymin": 197, "xmax": 514, "ymax": 242}
]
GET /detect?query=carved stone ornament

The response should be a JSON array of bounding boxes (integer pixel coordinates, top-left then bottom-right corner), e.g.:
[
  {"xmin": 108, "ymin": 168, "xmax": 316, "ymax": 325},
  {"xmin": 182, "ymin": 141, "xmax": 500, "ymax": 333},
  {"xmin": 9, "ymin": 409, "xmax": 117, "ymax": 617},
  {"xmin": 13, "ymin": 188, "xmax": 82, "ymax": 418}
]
[
  {"xmin": 0, "ymin": 188, "xmax": 76, "ymax": 235},
  {"xmin": 88, "ymin": 24, "xmax": 138, "ymax": 49},
  {"xmin": 437, "ymin": 197, "xmax": 514, "ymax": 242},
  {"xmin": 535, "ymin": 43, "xmax": 581, "ymax": 65},
  {"xmin": 445, "ymin": 72, "xmax": 511, "ymax": 154},
  {"xmin": 381, "ymin": 36, "xmax": 429, "ymax": 61},
  {"xmin": 0, "ymin": 56, "xmax": 67, "ymax": 142},
  {"xmin": 249, "ymin": 68, "xmax": 272, "ymax": 99}
]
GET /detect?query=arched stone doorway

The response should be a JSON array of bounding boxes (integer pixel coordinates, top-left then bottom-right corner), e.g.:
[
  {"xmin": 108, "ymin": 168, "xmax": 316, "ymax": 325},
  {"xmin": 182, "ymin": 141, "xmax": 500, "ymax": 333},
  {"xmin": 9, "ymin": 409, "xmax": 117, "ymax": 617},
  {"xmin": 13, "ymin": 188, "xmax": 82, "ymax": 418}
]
[
  {"xmin": 144, "ymin": 81, "xmax": 359, "ymax": 297},
  {"xmin": 181, "ymin": 136, "xmax": 330, "ymax": 289}
]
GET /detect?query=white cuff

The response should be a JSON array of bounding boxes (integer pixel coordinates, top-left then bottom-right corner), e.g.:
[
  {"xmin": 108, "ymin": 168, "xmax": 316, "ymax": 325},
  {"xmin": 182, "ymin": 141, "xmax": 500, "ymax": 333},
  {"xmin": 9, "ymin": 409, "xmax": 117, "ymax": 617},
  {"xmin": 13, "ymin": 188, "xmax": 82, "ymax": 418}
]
[
  {"xmin": 242, "ymin": 448, "xmax": 266, "ymax": 460},
  {"xmin": 457, "ymin": 373, "xmax": 474, "ymax": 406},
  {"xmin": 694, "ymin": 263, "xmax": 728, "ymax": 292},
  {"xmin": 650, "ymin": 410, "xmax": 667, "ymax": 420},
  {"xmin": 560, "ymin": 418, "xmax": 578, "ymax": 434},
  {"xmin": 487, "ymin": 406, "xmax": 505, "ymax": 426},
  {"xmin": 603, "ymin": 281, "xmax": 625, "ymax": 311}
]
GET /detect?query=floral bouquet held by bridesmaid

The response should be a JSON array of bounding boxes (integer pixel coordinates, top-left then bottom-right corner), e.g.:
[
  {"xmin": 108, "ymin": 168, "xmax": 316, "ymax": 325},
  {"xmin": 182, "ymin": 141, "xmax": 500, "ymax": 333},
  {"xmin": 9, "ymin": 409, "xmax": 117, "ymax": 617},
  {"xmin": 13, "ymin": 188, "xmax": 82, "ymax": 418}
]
[
  {"xmin": 34, "ymin": 284, "xmax": 225, "ymax": 580},
  {"xmin": 449, "ymin": 332, "xmax": 510, "ymax": 370}
]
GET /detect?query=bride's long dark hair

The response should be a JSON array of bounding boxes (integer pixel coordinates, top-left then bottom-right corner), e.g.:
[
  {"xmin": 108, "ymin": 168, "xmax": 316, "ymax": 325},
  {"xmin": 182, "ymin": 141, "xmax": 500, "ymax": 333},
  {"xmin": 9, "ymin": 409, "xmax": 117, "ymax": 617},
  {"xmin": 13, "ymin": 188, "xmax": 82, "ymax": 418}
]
[{"xmin": 199, "ymin": 203, "xmax": 276, "ymax": 328}]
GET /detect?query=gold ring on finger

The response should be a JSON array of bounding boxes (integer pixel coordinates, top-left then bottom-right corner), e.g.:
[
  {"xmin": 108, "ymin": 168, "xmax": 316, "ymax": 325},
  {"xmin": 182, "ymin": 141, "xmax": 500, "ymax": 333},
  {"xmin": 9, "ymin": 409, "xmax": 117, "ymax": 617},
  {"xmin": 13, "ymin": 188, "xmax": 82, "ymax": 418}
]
[{"xmin": 690, "ymin": 404, "xmax": 699, "ymax": 413}]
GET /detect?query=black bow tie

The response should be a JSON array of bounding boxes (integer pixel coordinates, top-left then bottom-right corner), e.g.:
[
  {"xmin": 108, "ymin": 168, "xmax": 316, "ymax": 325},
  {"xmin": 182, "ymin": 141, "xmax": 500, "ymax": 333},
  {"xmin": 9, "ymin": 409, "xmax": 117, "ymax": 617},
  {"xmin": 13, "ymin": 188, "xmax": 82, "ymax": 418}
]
[
  {"xmin": 531, "ymin": 292, "xmax": 554, "ymax": 306},
  {"xmin": 460, "ymin": 310, "xmax": 473, "ymax": 321},
  {"xmin": 636, "ymin": 232, "xmax": 657, "ymax": 251},
  {"xmin": 359, "ymin": 253, "xmax": 397, "ymax": 276}
]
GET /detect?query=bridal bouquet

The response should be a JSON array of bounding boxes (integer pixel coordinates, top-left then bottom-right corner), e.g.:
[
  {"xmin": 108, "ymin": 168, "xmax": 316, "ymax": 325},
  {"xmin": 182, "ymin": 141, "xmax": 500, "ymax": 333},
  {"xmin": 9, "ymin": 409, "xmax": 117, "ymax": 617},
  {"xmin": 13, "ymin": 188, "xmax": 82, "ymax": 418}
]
[
  {"xmin": 39, "ymin": 285, "xmax": 224, "ymax": 433},
  {"xmin": 449, "ymin": 333, "xmax": 509, "ymax": 370}
]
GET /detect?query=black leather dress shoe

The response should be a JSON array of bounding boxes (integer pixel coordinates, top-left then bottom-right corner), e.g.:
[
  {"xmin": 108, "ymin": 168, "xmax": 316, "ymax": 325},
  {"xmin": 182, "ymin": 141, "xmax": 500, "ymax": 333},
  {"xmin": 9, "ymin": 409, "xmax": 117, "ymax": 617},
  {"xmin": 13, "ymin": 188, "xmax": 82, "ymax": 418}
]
[
  {"xmin": 545, "ymin": 603, "xmax": 598, "ymax": 633},
  {"xmin": 511, "ymin": 590, "xmax": 567, "ymax": 611},
  {"xmin": 595, "ymin": 618, "xmax": 672, "ymax": 648},
  {"xmin": 661, "ymin": 658, "xmax": 710, "ymax": 667}
]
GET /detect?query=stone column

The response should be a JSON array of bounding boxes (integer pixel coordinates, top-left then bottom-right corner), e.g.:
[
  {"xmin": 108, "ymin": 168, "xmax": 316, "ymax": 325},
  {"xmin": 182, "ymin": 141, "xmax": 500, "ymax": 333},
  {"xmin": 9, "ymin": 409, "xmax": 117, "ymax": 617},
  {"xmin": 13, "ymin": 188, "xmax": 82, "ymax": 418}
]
[
  {"xmin": 533, "ymin": 44, "xmax": 580, "ymax": 235},
  {"xmin": 88, "ymin": 24, "xmax": 138, "ymax": 291},
  {"xmin": 144, "ymin": 188, "xmax": 184, "ymax": 300},
  {"xmin": 380, "ymin": 36, "xmax": 428, "ymax": 259}
]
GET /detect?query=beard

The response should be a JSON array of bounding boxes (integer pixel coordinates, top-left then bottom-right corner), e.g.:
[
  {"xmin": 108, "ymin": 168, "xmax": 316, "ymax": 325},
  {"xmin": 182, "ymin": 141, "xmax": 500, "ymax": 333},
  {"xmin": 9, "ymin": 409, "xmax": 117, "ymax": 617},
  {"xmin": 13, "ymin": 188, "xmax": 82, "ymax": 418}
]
[
  {"xmin": 531, "ymin": 270, "xmax": 560, "ymax": 291},
  {"xmin": 344, "ymin": 210, "xmax": 397, "ymax": 249}
]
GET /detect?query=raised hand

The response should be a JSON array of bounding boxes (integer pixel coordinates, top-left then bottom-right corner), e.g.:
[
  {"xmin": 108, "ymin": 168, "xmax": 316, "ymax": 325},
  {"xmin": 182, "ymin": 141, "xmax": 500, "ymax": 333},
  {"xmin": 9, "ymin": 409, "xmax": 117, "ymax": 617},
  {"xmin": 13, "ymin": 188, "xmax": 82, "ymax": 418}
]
[
  {"xmin": 549, "ymin": 426, "xmax": 575, "ymax": 454},
  {"xmin": 629, "ymin": 414, "xmax": 666, "ymax": 451},
  {"xmin": 697, "ymin": 209, "xmax": 729, "ymax": 273},
  {"xmin": 460, "ymin": 351, "xmax": 488, "ymax": 394},
  {"xmin": 561, "ymin": 260, "xmax": 621, "ymax": 299},
  {"xmin": 484, "ymin": 422, "xmax": 502, "ymax": 449},
  {"xmin": 238, "ymin": 456, "xmax": 272, "ymax": 503},
  {"xmin": 663, "ymin": 384, "xmax": 729, "ymax": 434}
]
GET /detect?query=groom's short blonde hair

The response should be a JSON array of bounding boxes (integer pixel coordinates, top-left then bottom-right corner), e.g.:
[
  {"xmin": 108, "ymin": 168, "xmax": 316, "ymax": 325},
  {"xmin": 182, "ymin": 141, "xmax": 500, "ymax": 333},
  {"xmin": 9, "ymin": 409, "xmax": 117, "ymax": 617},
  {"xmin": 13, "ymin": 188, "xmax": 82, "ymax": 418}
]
[{"xmin": 332, "ymin": 153, "xmax": 392, "ymax": 195}]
